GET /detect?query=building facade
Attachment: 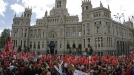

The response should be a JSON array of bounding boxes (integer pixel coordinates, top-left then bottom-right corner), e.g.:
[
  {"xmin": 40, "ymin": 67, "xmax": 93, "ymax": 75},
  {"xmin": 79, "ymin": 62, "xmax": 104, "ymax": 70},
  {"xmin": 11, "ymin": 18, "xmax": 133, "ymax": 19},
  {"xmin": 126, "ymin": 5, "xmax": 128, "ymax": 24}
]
[{"xmin": 11, "ymin": 0, "xmax": 133, "ymax": 55}]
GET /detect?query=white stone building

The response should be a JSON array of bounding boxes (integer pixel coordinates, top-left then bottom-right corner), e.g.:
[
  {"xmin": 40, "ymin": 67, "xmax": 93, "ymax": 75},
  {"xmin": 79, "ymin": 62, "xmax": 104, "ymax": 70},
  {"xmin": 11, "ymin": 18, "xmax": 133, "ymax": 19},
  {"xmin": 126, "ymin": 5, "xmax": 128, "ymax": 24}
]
[{"xmin": 11, "ymin": 0, "xmax": 133, "ymax": 55}]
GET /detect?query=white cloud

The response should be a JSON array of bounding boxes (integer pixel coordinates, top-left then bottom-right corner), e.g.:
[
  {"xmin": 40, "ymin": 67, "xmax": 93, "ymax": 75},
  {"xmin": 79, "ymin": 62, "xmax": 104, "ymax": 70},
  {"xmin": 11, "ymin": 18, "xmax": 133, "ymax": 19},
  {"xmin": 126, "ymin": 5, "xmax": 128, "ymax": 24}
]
[
  {"xmin": 0, "ymin": 20, "xmax": 4, "ymax": 24},
  {"xmin": 10, "ymin": 0, "xmax": 134, "ymax": 22},
  {"xmin": 10, "ymin": 3, "xmax": 25, "ymax": 14},
  {"xmin": 21, "ymin": 0, "xmax": 55, "ymax": 18},
  {"xmin": 0, "ymin": 30, "xmax": 2, "ymax": 36},
  {"xmin": 0, "ymin": 0, "xmax": 8, "ymax": 17}
]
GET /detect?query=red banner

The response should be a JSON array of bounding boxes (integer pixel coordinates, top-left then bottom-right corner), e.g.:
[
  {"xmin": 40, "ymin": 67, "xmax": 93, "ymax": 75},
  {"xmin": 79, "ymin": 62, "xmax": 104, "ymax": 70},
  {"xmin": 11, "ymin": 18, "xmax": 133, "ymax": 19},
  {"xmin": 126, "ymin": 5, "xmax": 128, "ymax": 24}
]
[{"xmin": 5, "ymin": 40, "xmax": 14, "ymax": 52}]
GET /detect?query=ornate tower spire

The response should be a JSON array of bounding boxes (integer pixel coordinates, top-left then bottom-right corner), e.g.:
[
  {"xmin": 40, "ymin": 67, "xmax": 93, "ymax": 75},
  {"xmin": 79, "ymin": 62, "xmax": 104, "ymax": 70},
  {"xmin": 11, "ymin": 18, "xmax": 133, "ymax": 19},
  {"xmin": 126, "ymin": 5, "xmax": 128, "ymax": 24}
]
[
  {"xmin": 123, "ymin": 19, "xmax": 125, "ymax": 23},
  {"xmin": 100, "ymin": 1, "xmax": 103, "ymax": 7},
  {"xmin": 45, "ymin": 10, "xmax": 48, "ymax": 17},
  {"xmin": 108, "ymin": 5, "xmax": 110, "ymax": 10},
  {"xmin": 21, "ymin": 13, "xmax": 23, "ymax": 17},
  {"xmin": 129, "ymin": 17, "xmax": 131, "ymax": 21},
  {"xmin": 14, "ymin": 13, "xmax": 16, "ymax": 17}
]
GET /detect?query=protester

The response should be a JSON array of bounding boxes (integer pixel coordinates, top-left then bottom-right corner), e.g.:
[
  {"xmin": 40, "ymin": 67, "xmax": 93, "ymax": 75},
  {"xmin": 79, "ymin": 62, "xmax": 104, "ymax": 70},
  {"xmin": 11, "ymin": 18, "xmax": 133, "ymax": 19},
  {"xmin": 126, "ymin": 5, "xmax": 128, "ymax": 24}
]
[{"xmin": 0, "ymin": 50, "xmax": 134, "ymax": 75}]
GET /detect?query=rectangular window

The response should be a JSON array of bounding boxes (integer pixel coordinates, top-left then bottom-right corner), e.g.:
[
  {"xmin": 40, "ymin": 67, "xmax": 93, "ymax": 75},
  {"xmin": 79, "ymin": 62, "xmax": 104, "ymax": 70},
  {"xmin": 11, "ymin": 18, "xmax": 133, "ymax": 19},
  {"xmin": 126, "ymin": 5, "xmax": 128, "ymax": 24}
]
[
  {"xmin": 60, "ymin": 41, "xmax": 61, "ymax": 48},
  {"xmin": 21, "ymin": 40, "xmax": 22, "ymax": 47},
  {"xmin": 60, "ymin": 44, "xmax": 61, "ymax": 48},
  {"xmin": 84, "ymin": 39, "xmax": 85, "ymax": 48},
  {"xmin": 94, "ymin": 22, "xmax": 96, "ymax": 25},
  {"xmin": 79, "ymin": 32, "xmax": 82, "ymax": 36},
  {"xmin": 42, "ymin": 44, "xmax": 44, "ymax": 48},
  {"xmin": 24, "ymin": 40, "xmax": 26, "ymax": 47},
  {"xmin": 16, "ymin": 40, "xmax": 17, "ymax": 47},
  {"xmin": 100, "ymin": 21, "xmax": 101, "ymax": 25},
  {"xmin": 98, "ymin": 37, "xmax": 100, "ymax": 47},
  {"xmin": 87, "ymin": 29, "xmax": 90, "ymax": 34},
  {"xmin": 25, "ymin": 33, "xmax": 26, "ymax": 37},
  {"xmin": 57, "ymin": 1, "xmax": 61, "ymax": 8},
  {"xmin": 97, "ymin": 27, "xmax": 100, "ymax": 33},
  {"xmin": 43, "ymin": 32, "xmax": 44, "ymax": 37},
  {"xmin": 30, "ymin": 42, "xmax": 32, "ymax": 48},
  {"xmin": 86, "ymin": 6, "xmax": 88, "ymax": 10},
  {"xmin": 95, "ymin": 38, "xmax": 97, "ymax": 47},
  {"xmin": 101, "ymin": 37, "xmax": 103, "ymax": 47},
  {"xmin": 88, "ymin": 38, "xmax": 90, "ymax": 47}
]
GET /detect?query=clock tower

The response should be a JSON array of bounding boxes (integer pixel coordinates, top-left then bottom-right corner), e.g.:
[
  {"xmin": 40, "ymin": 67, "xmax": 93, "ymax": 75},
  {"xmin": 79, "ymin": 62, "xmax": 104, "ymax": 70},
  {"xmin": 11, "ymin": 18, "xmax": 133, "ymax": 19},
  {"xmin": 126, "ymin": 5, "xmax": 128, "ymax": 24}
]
[{"xmin": 50, "ymin": 0, "xmax": 69, "ymax": 16}]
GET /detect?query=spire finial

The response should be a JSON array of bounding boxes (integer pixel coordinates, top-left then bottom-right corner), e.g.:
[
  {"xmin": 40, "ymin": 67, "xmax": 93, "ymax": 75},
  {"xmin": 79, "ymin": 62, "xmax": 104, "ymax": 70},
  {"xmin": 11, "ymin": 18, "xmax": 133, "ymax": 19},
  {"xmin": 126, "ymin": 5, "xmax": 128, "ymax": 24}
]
[
  {"xmin": 45, "ymin": 10, "xmax": 48, "ymax": 17},
  {"xmin": 129, "ymin": 17, "xmax": 131, "ymax": 21},
  {"xmin": 124, "ymin": 19, "xmax": 125, "ymax": 23},
  {"xmin": 100, "ymin": 1, "xmax": 103, "ymax": 7},
  {"xmin": 108, "ymin": 5, "xmax": 110, "ymax": 10},
  {"xmin": 21, "ymin": 13, "xmax": 23, "ymax": 17},
  {"xmin": 14, "ymin": 13, "xmax": 16, "ymax": 17}
]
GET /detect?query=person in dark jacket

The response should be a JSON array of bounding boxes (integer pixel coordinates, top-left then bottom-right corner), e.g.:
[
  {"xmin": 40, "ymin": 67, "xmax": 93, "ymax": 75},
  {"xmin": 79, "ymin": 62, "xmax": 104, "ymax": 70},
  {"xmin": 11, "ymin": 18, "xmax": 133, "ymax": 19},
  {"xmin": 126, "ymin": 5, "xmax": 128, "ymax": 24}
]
[
  {"xmin": 30, "ymin": 65, "xmax": 36, "ymax": 75},
  {"xmin": 6, "ymin": 68, "xmax": 14, "ymax": 75}
]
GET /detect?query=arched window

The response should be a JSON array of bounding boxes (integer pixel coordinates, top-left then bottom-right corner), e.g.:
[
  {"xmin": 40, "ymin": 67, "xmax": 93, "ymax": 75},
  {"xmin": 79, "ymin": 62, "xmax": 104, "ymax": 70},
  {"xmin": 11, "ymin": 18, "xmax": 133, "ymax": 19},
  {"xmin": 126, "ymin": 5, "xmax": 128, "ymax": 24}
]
[
  {"xmin": 97, "ymin": 27, "xmax": 100, "ymax": 33},
  {"xmin": 67, "ymin": 44, "xmax": 70, "ymax": 49}
]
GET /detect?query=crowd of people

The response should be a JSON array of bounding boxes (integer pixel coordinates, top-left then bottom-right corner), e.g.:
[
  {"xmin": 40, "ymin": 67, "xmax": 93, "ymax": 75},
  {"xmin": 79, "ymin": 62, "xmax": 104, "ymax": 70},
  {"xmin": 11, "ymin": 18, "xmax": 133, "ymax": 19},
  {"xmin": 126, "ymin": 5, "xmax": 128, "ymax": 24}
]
[{"xmin": 0, "ymin": 50, "xmax": 134, "ymax": 75}]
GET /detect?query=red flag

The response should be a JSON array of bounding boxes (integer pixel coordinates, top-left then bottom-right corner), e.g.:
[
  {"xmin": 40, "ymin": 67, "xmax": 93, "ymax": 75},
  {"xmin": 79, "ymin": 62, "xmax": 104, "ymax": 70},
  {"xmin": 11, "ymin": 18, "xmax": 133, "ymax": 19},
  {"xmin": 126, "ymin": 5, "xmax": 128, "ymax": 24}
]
[
  {"xmin": 49, "ymin": 59, "xmax": 53, "ymax": 66},
  {"xmin": 3, "ymin": 59, "xmax": 7, "ymax": 68},
  {"xmin": 4, "ymin": 40, "xmax": 14, "ymax": 53},
  {"xmin": 129, "ymin": 52, "xmax": 133, "ymax": 59}
]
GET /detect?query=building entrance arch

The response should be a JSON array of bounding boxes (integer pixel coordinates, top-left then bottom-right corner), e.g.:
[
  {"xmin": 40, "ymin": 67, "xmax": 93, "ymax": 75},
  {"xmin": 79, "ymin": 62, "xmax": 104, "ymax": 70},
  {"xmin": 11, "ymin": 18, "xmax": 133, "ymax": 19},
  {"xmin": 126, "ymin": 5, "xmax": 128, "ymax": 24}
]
[{"xmin": 47, "ymin": 40, "xmax": 57, "ymax": 54}]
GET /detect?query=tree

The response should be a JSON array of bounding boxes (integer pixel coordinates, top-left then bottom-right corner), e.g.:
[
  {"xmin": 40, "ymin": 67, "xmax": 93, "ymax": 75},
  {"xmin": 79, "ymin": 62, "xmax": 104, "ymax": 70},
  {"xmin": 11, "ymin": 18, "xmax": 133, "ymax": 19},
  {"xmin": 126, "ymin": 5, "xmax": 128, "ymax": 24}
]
[
  {"xmin": 78, "ymin": 44, "xmax": 82, "ymax": 54},
  {"xmin": 17, "ymin": 46, "xmax": 22, "ymax": 52},
  {"xmin": 24, "ymin": 46, "xmax": 30, "ymax": 52},
  {"xmin": 0, "ymin": 37, "xmax": 2, "ymax": 48},
  {"xmin": 69, "ymin": 47, "xmax": 72, "ymax": 54},
  {"xmin": 0, "ymin": 29, "xmax": 10, "ymax": 48},
  {"xmin": 89, "ymin": 46, "xmax": 93, "ymax": 55},
  {"xmin": 85, "ymin": 48, "xmax": 88, "ymax": 53}
]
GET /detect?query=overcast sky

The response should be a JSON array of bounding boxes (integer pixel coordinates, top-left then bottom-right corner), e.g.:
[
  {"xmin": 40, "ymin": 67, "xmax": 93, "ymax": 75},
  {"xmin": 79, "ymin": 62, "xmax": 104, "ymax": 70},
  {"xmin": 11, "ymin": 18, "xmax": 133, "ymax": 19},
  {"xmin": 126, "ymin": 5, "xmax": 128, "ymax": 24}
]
[{"xmin": 0, "ymin": 0, "xmax": 134, "ymax": 35}]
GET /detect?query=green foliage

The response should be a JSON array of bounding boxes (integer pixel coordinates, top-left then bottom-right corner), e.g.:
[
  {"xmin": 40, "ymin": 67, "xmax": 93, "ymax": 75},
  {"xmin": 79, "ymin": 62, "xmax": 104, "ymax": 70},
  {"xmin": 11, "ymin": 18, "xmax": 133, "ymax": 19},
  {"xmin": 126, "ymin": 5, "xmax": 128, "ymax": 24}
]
[
  {"xmin": 17, "ymin": 46, "xmax": 22, "ymax": 52},
  {"xmin": 69, "ymin": 47, "xmax": 72, "ymax": 54},
  {"xmin": 89, "ymin": 46, "xmax": 93, "ymax": 55},
  {"xmin": 24, "ymin": 46, "xmax": 30, "ymax": 52},
  {"xmin": 78, "ymin": 48, "xmax": 82, "ymax": 54},
  {"xmin": 85, "ymin": 48, "xmax": 88, "ymax": 53},
  {"xmin": 0, "ymin": 29, "xmax": 11, "ymax": 48},
  {"xmin": 0, "ymin": 37, "xmax": 2, "ymax": 48}
]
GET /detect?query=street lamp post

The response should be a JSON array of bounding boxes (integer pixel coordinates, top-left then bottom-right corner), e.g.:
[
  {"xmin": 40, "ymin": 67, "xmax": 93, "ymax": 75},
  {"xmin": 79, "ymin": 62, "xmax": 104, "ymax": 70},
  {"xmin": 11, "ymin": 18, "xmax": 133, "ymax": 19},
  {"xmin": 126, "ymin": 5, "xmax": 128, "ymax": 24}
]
[{"xmin": 114, "ymin": 13, "xmax": 124, "ymax": 55}]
